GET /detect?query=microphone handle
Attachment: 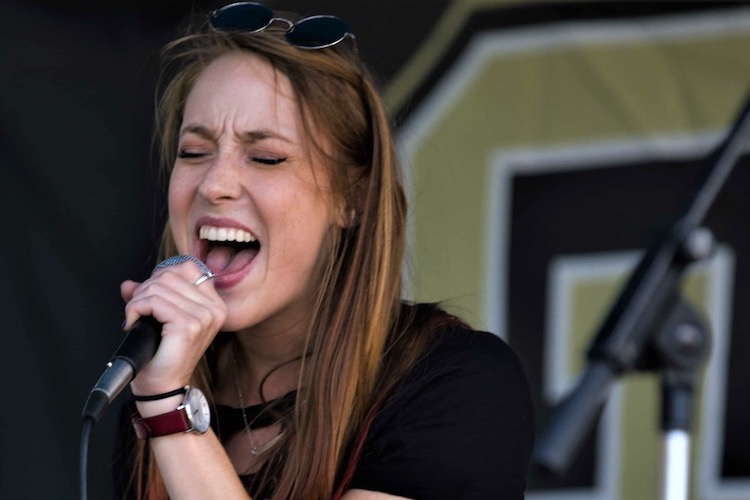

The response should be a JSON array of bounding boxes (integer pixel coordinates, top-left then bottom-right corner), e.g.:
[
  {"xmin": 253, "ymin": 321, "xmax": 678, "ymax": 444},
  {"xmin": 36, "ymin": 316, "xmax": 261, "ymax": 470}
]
[
  {"xmin": 113, "ymin": 316, "xmax": 162, "ymax": 372},
  {"xmin": 81, "ymin": 317, "xmax": 162, "ymax": 423}
]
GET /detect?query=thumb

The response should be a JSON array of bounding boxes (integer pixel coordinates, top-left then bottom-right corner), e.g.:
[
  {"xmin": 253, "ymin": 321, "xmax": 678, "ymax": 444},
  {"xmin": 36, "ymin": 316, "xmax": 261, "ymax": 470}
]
[{"xmin": 120, "ymin": 280, "xmax": 140, "ymax": 303}]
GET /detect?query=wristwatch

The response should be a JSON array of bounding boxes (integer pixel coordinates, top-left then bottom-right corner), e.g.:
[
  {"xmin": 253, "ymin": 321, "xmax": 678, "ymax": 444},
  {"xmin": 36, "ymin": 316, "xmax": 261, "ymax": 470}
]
[{"xmin": 132, "ymin": 386, "xmax": 211, "ymax": 439}]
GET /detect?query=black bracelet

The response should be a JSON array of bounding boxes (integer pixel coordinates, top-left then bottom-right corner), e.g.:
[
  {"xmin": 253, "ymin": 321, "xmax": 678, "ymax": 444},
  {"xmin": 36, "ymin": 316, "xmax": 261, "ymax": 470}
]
[{"xmin": 132, "ymin": 386, "xmax": 188, "ymax": 402}]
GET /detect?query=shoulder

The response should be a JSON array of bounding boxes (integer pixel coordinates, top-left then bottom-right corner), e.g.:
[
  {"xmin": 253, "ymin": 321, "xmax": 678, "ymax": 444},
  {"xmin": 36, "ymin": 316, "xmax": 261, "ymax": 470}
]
[
  {"xmin": 397, "ymin": 322, "xmax": 534, "ymax": 439},
  {"xmin": 390, "ymin": 302, "xmax": 526, "ymax": 383},
  {"xmin": 349, "ymin": 308, "xmax": 535, "ymax": 499},
  {"xmin": 392, "ymin": 311, "xmax": 531, "ymax": 409},
  {"xmin": 422, "ymin": 321, "xmax": 526, "ymax": 376}
]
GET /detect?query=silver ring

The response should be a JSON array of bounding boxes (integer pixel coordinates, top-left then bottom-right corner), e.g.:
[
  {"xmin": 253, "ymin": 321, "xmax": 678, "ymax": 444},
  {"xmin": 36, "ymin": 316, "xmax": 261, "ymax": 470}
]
[{"xmin": 193, "ymin": 271, "xmax": 215, "ymax": 287}]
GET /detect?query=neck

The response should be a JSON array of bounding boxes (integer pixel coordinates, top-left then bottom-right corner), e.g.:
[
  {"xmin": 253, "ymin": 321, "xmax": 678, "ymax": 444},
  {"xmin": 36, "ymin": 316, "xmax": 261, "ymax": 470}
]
[{"xmin": 221, "ymin": 323, "xmax": 307, "ymax": 406}]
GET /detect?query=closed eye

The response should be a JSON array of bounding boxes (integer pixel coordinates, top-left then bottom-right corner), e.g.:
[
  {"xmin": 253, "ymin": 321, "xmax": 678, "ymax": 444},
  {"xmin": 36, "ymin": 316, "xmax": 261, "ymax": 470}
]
[
  {"xmin": 254, "ymin": 157, "xmax": 287, "ymax": 166},
  {"xmin": 178, "ymin": 150, "xmax": 206, "ymax": 159}
]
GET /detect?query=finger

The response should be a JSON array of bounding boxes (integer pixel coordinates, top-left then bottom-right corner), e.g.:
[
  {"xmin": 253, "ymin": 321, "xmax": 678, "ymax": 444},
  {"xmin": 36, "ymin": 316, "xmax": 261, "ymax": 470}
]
[
  {"xmin": 122, "ymin": 257, "xmax": 222, "ymax": 331},
  {"xmin": 120, "ymin": 280, "xmax": 140, "ymax": 303},
  {"xmin": 130, "ymin": 280, "xmax": 215, "ymax": 318},
  {"xmin": 124, "ymin": 281, "xmax": 225, "ymax": 332},
  {"xmin": 152, "ymin": 255, "xmax": 215, "ymax": 286},
  {"xmin": 123, "ymin": 291, "xmax": 197, "ymax": 333},
  {"xmin": 143, "ymin": 268, "xmax": 218, "ymax": 303},
  {"xmin": 125, "ymin": 296, "xmax": 214, "ymax": 386},
  {"xmin": 120, "ymin": 261, "xmax": 209, "ymax": 308}
]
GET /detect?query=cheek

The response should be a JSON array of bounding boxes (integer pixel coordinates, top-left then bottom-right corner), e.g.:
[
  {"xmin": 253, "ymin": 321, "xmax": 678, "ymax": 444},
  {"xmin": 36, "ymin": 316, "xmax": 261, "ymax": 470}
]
[
  {"xmin": 168, "ymin": 167, "xmax": 193, "ymax": 204},
  {"xmin": 268, "ymin": 188, "xmax": 335, "ymax": 266},
  {"xmin": 167, "ymin": 170, "xmax": 195, "ymax": 250}
]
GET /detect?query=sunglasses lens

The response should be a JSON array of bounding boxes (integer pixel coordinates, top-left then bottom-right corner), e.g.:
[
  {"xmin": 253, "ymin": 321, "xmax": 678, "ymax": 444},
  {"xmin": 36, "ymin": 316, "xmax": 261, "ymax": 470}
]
[
  {"xmin": 286, "ymin": 15, "xmax": 349, "ymax": 48},
  {"xmin": 210, "ymin": 2, "xmax": 273, "ymax": 32}
]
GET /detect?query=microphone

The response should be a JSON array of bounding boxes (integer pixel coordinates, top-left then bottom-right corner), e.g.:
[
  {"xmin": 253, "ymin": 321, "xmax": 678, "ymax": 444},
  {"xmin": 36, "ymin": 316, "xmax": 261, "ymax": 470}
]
[
  {"xmin": 81, "ymin": 255, "xmax": 213, "ymax": 423},
  {"xmin": 81, "ymin": 316, "xmax": 162, "ymax": 423}
]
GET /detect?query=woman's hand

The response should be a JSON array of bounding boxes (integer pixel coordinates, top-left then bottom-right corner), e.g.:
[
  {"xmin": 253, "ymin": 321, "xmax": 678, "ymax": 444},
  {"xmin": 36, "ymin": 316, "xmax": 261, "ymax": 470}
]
[{"xmin": 120, "ymin": 260, "xmax": 227, "ymax": 397}]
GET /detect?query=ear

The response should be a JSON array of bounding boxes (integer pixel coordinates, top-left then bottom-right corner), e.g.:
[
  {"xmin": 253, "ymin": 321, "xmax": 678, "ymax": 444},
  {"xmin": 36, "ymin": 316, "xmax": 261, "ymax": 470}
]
[
  {"xmin": 335, "ymin": 174, "xmax": 366, "ymax": 229},
  {"xmin": 335, "ymin": 206, "xmax": 357, "ymax": 229}
]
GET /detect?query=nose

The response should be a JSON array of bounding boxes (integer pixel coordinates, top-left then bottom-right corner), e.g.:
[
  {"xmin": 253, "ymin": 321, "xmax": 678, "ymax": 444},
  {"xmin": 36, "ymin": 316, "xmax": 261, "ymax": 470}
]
[{"xmin": 198, "ymin": 153, "xmax": 242, "ymax": 203}]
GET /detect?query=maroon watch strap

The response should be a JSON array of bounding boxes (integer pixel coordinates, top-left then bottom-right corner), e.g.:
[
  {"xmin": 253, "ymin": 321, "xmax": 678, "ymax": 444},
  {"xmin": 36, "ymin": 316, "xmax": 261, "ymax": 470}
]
[{"xmin": 132, "ymin": 408, "xmax": 191, "ymax": 439}]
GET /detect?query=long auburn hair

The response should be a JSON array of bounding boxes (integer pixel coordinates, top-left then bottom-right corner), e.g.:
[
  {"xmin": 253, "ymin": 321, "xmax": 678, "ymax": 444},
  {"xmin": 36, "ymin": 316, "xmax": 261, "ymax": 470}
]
[{"xmin": 128, "ymin": 12, "xmax": 460, "ymax": 500}]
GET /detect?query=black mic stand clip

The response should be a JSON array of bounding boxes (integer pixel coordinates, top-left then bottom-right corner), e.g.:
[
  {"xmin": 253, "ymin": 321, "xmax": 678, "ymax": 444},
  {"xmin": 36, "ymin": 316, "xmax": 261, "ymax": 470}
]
[{"xmin": 534, "ymin": 89, "xmax": 750, "ymax": 500}]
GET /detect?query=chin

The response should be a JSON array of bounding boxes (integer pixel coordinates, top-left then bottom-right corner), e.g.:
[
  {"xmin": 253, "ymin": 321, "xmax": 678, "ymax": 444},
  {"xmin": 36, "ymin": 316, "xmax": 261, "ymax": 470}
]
[{"xmin": 218, "ymin": 303, "xmax": 266, "ymax": 333}]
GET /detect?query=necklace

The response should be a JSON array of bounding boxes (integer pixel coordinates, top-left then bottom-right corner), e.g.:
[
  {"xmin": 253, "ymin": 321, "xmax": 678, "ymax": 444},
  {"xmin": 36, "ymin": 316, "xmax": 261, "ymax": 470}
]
[{"xmin": 231, "ymin": 345, "xmax": 259, "ymax": 456}]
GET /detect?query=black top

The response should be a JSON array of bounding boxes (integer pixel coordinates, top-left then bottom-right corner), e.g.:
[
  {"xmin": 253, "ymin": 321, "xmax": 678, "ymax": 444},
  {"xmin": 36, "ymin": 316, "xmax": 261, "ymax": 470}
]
[
  {"xmin": 347, "ymin": 325, "xmax": 534, "ymax": 499},
  {"xmin": 115, "ymin": 323, "xmax": 534, "ymax": 499}
]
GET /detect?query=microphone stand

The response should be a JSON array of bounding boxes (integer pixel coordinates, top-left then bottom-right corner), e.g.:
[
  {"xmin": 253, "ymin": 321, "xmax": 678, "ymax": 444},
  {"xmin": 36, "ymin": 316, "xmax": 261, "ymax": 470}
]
[{"xmin": 533, "ymin": 89, "xmax": 750, "ymax": 500}]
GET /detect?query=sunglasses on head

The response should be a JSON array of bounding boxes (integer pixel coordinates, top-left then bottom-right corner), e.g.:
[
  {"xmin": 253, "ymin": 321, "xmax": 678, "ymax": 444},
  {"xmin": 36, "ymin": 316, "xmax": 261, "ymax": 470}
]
[{"xmin": 209, "ymin": 2, "xmax": 355, "ymax": 50}]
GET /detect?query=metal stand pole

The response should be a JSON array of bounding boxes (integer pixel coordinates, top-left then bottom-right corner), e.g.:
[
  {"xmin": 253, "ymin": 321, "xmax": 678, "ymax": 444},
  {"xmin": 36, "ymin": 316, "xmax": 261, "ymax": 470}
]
[
  {"xmin": 533, "ymin": 89, "xmax": 750, "ymax": 479},
  {"xmin": 663, "ymin": 430, "xmax": 690, "ymax": 500},
  {"xmin": 653, "ymin": 303, "xmax": 710, "ymax": 500}
]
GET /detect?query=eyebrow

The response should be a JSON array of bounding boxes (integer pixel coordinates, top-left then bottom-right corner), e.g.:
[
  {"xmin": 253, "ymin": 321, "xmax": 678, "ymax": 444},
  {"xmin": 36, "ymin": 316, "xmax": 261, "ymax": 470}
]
[
  {"xmin": 179, "ymin": 124, "xmax": 293, "ymax": 144},
  {"xmin": 179, "ymin": 124, "xmax": 214, "ymax": 140}
]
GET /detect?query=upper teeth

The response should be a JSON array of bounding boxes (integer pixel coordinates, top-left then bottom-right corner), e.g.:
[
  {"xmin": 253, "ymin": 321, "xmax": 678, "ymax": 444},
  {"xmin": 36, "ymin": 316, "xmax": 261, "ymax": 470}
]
[{"xmin": 199, "ymin": 225, "xmax": 256, "ymax": 243}]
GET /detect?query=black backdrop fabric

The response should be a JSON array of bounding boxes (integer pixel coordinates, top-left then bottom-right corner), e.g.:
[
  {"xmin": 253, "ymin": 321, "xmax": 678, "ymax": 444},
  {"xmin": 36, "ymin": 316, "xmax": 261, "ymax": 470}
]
[
  {"xmin": 0, "ymin": 1, "xmax": 446, "ymax": 497},
  {"xmin": 3, "ymin": 1, "xmax": 750, "ymax": 498}
]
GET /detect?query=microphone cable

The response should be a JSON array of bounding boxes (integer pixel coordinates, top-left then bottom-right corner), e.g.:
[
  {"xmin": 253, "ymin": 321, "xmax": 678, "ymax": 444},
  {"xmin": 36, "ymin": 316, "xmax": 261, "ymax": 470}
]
[{"xmin": 80, "ymin": 417, "xmax": 94, "ymax": 500}]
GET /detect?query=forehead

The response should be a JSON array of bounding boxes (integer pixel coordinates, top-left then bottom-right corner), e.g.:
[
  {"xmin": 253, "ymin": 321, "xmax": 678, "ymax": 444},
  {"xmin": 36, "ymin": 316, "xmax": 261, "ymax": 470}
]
[{"xmin": 183, "ymin": 51, "xmax": 301, "ymax": 135}]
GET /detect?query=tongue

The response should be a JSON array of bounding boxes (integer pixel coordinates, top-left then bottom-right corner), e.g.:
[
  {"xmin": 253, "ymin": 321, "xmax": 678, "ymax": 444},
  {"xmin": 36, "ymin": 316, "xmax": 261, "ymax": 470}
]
[{"xmin": 205, "ymin": 245, "xmax": 259, "ymax": 275}]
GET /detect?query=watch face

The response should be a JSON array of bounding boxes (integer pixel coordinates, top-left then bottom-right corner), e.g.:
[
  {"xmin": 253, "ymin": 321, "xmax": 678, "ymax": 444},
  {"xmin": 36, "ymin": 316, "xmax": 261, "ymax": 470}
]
[{"xmin": 184, "ymin": 387, "xmax": 211, "ymax": 433}]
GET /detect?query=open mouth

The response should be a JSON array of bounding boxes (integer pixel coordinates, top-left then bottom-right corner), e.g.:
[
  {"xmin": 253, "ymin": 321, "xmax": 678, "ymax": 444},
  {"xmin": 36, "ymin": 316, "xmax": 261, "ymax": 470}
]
[{"xmin": 199, "ymin": 225, "xmax": 260, "ymax": 276}]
